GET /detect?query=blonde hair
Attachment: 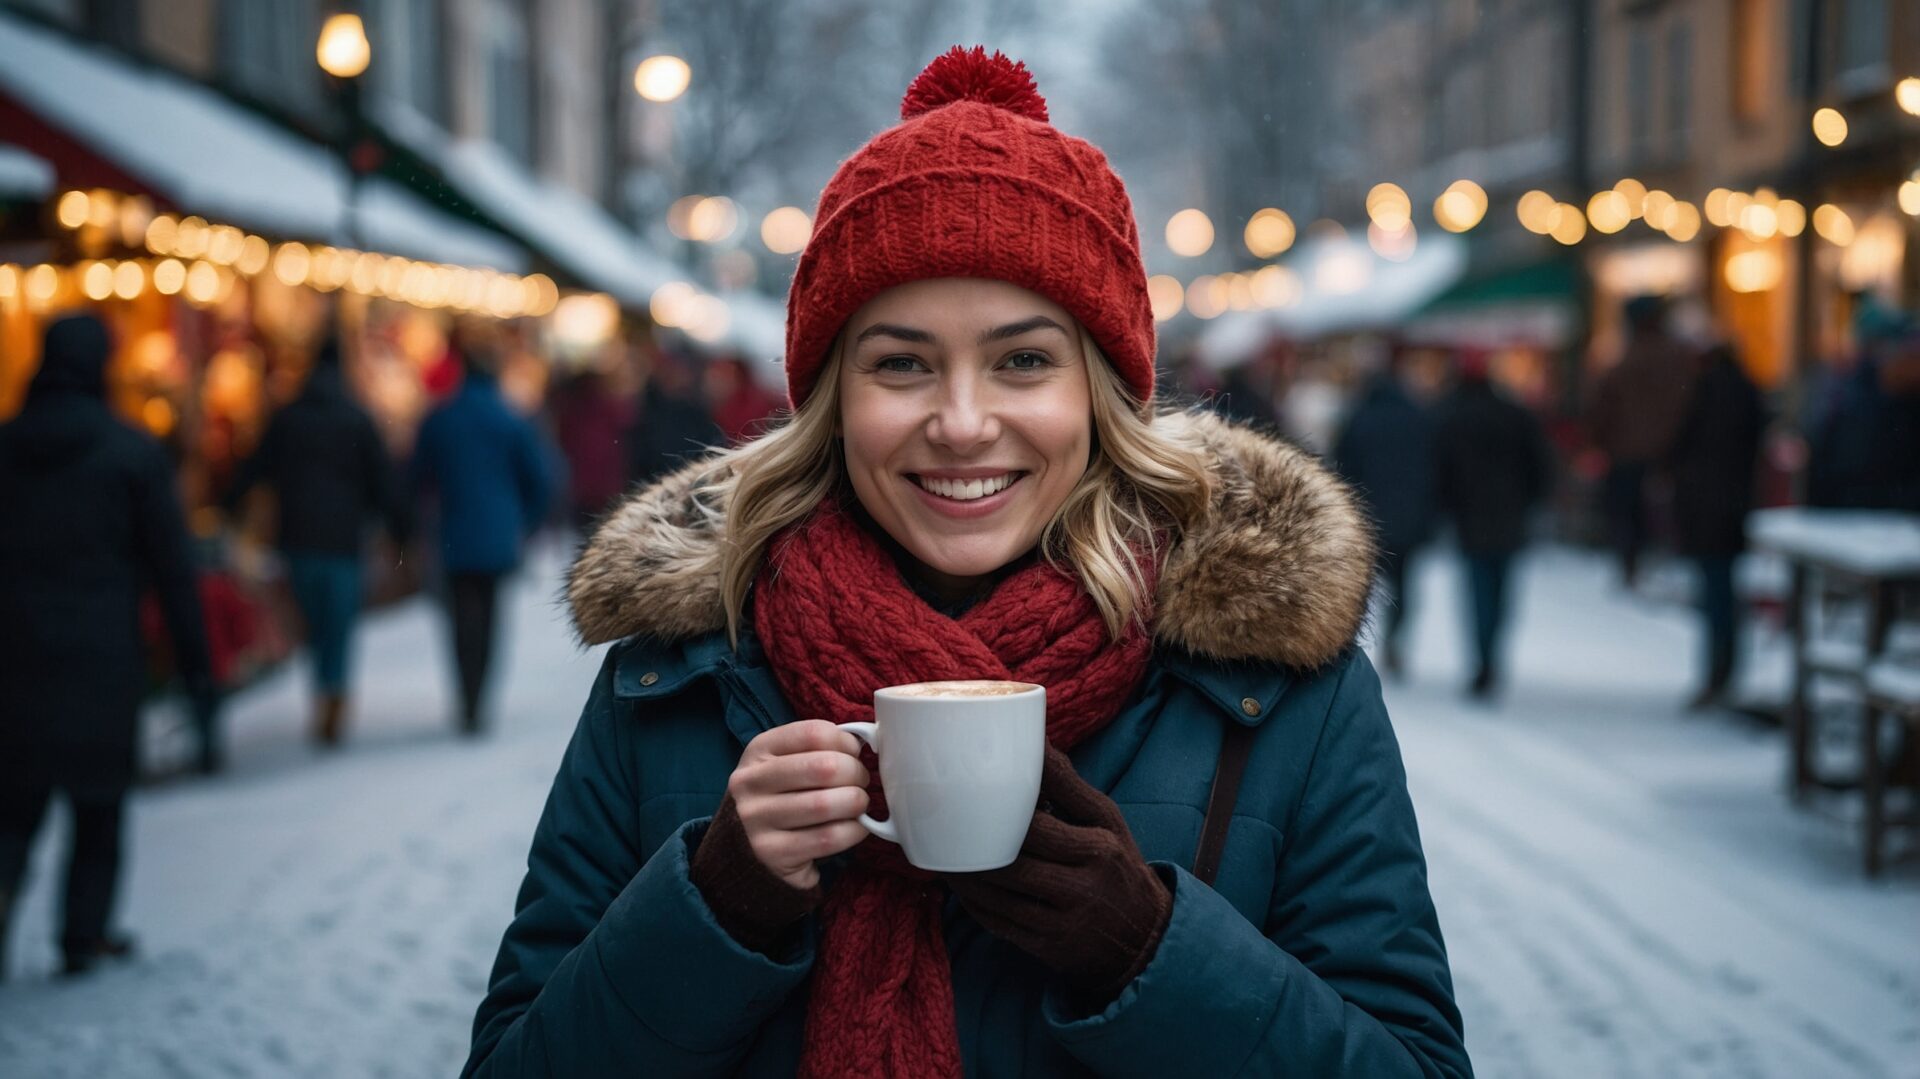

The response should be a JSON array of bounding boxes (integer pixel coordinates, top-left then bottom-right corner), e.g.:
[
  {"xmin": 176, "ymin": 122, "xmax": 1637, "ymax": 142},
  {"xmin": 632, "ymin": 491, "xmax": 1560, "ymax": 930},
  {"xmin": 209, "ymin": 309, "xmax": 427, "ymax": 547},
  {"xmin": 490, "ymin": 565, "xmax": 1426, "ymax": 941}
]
[{"xmin": 707, "ymin": 327, "xmax": 1215, "ymax": 642}]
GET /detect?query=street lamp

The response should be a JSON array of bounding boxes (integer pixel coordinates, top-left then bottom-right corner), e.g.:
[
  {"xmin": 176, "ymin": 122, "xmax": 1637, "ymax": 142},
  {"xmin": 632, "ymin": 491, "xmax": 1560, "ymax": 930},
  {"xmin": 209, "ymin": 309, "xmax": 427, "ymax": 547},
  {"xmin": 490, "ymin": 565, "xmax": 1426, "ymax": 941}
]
[
  {"xmin": 316, "ymin": 14, "xmax": 371, "ymax": 79},
  {"xmin": 317, "ymin": 10, "xmax": 376, "ymax": 248},
  {"xmin": 634, "ymin": 54, "xmax": 691, "ymax": 103}
]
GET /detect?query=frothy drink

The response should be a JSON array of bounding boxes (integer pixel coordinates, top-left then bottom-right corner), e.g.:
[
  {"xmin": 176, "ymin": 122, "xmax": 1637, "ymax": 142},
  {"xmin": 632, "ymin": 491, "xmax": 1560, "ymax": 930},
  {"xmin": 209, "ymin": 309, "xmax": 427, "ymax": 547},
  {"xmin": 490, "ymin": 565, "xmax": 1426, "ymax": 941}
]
[{"xmin": 885, "ymin": 680, "xmax": 1036, "ymax": 699}]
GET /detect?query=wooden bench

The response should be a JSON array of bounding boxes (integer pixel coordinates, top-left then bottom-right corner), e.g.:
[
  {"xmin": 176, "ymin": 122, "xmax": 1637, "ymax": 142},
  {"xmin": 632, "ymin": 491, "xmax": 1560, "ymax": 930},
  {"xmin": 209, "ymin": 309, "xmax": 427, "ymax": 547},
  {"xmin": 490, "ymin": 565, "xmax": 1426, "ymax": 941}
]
[{"xmin": 1862, "ymin": 660, "xmax": 1920, "ymax": 876}]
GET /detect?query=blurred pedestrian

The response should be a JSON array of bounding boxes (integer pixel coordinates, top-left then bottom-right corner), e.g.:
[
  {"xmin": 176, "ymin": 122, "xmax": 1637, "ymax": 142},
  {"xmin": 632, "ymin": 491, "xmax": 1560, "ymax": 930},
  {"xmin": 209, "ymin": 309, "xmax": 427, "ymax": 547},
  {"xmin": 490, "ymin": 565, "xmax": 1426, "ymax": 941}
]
[
  {"xmin": 1435, "ymin": 351, "xmax": 1554, "ymax": 699},
  {"xmin": 1333, "ymin": 349, "xmax": 1437, "ymax": 677},
  {"xmin": 1589, "ymin": 295, "xmax": 1699, "ymax": 589},
  {"xmin": 1667, "ymin": 343, "xmax": 1766, "ymax": 710},
  {"xmin": 705, "ymin": 354, "xmax": 785, "ymax": 445},
  {"xmin": 625, "ymin": 349, "xmax": 719, "ymax": 486},
  {"xmin": 465, "ymin": 47, "xmax": 1466, "ymax": 1078},
  {"xmin": 225, "ymin": 337, "xmax": 411, "ymax": 746},
  {"xmin": 1806, "ymin": 301, "xmax": 1920, "ymax": 512},
  {"xmin": 411, "ymin": 335, "xmax": 554, "ymax": 735},
  {"xmin": 0, "ymin": 314, "xmax": 217, "ymax": 978},
  {"xmin": 1213, "ymin": 345, "xmax": 1285, "ymax": 432},
  {"xmin": 553, "ymin": 365, "xmax": 636, "ymax": 534}
]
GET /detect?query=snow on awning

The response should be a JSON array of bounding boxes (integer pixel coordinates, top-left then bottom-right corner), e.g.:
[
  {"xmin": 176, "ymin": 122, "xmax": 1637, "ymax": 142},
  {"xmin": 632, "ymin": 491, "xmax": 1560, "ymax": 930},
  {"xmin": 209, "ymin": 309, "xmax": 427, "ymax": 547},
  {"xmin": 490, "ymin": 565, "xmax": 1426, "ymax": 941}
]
[
  {"xmin": 0, "ymin": 143, "xmax": 54, "ymax": 199},
  {"xmin": 1196, "ymin": 230, "xmax": 1468, "ymax": 369},
  {"xmin": 373, "ymin": 102, "xmax": 680, "ymax": 306},
  {"xmin": 0, "ymin": 13, "xmax": 523, "ymax": 272},
  {"xmin": 719, "ymin": 289, "xmax": 790, "ymax": 392}
]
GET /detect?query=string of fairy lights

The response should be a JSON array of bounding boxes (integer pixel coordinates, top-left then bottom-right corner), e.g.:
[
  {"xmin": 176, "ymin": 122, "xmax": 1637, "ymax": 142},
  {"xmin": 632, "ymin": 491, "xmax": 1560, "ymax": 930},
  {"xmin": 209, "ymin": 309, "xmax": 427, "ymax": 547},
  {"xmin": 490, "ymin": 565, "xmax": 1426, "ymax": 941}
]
[
  {"xmin": 1147, "ymin": 171, "xmax": 1920, "ymax": 323},
  {"xmin": 1149, "ymin": 80, "xmax": 1920, "ymax": 322},
  {"xmin": 0, "ymin": 187, "xmax": 564, "ymax": 319}
]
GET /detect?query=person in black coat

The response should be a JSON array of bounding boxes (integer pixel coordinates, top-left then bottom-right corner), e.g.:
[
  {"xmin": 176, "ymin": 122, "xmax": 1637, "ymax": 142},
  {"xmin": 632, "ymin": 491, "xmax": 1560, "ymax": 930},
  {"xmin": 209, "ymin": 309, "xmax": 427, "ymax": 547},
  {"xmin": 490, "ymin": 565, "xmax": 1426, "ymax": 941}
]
[
  {"xmin": 625, "ymin": 351, "xmax": 720, "ymax": 487},
  {"xmin": 1433, "ymin": 355, "xmax": 1554, "ymax": 699},
  {"xmin": 226, "ymin": 337, "xmax": 410, "ymax": 745},
  {"xmin": 0, "ymin": 313, "xmax": 215, "ymax": 977},
  {"xmin": 1333, "ymin": 360, "xmax": 1437, "ymax": 677},
  {"xmin": 1668, "ymin": 344, "xmax": 1767, "ymax": 709}
]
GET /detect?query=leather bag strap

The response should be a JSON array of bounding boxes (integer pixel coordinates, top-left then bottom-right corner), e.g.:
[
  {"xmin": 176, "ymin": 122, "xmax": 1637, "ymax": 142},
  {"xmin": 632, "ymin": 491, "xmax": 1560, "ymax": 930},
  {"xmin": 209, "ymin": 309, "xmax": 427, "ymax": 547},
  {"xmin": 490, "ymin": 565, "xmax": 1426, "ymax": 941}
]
[{"xmin": 1191, "ymin": 720, "xmax": 1257, "ymax": 887}]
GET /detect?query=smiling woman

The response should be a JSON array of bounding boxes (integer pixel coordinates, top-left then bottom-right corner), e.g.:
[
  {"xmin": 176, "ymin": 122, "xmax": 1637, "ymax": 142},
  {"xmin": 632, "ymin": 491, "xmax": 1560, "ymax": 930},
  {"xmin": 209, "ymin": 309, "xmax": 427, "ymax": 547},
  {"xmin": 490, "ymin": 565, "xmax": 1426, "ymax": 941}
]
[{"xmin": 469, "ymin": 46, "xmax": 1469, "ymax": 1079}]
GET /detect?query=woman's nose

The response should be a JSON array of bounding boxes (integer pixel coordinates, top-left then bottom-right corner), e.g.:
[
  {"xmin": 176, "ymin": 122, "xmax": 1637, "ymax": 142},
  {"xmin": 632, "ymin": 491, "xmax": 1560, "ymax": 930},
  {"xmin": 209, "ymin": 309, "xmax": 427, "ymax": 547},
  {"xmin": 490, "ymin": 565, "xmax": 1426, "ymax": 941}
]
[{"xmin": 925, "ymin": 376, "xmax": 998, "ymax": 453}]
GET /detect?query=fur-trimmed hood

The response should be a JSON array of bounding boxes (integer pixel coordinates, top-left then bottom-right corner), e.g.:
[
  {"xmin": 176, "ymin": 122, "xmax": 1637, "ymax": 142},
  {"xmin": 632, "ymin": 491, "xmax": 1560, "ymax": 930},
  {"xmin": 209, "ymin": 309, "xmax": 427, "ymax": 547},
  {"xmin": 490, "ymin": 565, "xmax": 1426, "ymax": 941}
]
[{"xmin": 567, "ymin": 410, "xmax": 1375, "ymax": 671}]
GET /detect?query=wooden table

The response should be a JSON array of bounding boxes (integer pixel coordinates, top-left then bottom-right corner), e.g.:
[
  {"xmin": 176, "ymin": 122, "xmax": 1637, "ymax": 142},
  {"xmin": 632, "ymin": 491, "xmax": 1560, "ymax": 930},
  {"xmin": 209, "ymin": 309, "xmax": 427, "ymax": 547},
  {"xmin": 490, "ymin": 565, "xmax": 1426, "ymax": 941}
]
[{"xmin": 1752, "ymin": 508, "xmax": 1920, "ymax": 872}]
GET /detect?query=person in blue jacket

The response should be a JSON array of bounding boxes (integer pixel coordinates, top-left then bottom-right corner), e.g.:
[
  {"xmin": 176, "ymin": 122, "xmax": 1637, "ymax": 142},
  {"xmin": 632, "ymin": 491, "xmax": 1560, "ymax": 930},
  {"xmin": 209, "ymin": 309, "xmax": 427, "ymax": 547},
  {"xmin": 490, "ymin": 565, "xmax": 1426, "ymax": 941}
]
[
  {"xmin": 465, "ymin": 48, "xmax": 1468, "ymax": 1078},
  {"xmin": 412, "ymin": 330, "xmax": 553, "ymax": 734}
]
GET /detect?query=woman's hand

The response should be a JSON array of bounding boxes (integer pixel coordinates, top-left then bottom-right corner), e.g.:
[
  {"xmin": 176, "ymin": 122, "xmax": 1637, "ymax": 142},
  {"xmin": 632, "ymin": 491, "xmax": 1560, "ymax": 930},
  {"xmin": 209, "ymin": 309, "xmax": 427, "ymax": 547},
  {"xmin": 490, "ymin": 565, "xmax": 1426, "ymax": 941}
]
[
  {"xmin": 726, "ymin": 719, "xmax": 872, "ymax": 891},
  {"xmin": 945, "ymin": 746, "xmax": 1171, "ymax": 1001}
]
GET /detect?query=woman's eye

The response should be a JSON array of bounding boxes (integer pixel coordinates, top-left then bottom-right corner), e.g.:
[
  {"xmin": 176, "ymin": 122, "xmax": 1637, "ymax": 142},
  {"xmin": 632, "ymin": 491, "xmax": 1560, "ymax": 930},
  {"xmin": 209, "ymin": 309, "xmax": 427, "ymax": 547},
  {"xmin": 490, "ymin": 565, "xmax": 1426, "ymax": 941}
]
[
  {"xmin": 1004, "ymin": 351, "xmax": 1050, "ymax": 371},
  {"xmin": 875, "ymin": 356, "xmax": 924, "ymax": 374}
]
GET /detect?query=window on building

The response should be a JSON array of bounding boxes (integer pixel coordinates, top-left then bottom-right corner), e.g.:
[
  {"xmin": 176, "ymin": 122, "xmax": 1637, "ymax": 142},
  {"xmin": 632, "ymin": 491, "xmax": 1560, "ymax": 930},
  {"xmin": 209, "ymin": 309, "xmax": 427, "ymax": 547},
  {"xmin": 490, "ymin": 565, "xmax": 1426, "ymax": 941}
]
[
  {"xmin": 220, "ymin": 0, "xmax": 324, "ymax": 119},
  {"xmin": 1787, "ymin": 0, "xmax": 1813, "ymax": 98},
  {"xmin": 367, "ymin": 0, "xmax": 443, "ymax": 123},
  {"xmin": 1836, "ymin": 0, "xmax": 1888, "ymax": 86},
  {"xmin": 4, "ymin": 0, "xmax": 140, "ymax": 50},
  {"xmin": 1730, "ymin": 0, "xmax": 1773, "ymax": 122},
  {"xmin": 1, "ymin": 0, "xmax": 80, "ymax": 27},
  {"xmin": 486, "ymin": 0, "xmax": 534, "ymax": 165},
  {"xmin": 82, "ymin": 0, "xmax": 139, "ymax": 52},
  {"xmin": 1667, "ymin": 21, "xmax": 1692, "ymax": 155},
  {"xmin": 1446, "ymin": 0, "xmax": 1479, "ymax": 42},
  {"xmin": 1628, "ymin": 22, "xmax": 1653, "ymax": 162}
]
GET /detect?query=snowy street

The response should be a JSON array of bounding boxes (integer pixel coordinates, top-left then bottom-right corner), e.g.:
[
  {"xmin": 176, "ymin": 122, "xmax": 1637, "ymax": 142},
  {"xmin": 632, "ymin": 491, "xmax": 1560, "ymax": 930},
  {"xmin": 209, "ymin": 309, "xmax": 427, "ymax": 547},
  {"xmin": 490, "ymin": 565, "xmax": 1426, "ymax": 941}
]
[{"xmin": 1, "ymin": 542, "xmax": 1916, "ymax": 1078}]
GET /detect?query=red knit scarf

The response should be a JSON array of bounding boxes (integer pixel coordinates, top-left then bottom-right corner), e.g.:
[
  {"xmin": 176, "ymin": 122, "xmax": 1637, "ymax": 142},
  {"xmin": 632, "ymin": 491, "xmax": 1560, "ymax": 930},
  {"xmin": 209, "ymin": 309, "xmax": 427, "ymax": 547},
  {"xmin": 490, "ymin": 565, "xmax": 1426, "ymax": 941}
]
[{"xmin": 753, "ymin": 499, "xmax": 1155, "ymax": 1078}]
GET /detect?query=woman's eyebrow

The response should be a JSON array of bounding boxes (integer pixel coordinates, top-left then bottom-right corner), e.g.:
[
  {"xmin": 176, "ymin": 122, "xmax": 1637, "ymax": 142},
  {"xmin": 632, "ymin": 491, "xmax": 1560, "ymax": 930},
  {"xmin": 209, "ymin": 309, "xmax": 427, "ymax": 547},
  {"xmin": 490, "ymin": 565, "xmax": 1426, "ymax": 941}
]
[
  {"xmin": 855, "ymin": 322, "xmax": 935, "ymax": 345},
  {"xmin": 978, "ymin": 316, "xmax": 1068, "ymax": 343},
  {"xmin": 853, "ymin": 316, "xmax": 1068, "ymax": 347}
]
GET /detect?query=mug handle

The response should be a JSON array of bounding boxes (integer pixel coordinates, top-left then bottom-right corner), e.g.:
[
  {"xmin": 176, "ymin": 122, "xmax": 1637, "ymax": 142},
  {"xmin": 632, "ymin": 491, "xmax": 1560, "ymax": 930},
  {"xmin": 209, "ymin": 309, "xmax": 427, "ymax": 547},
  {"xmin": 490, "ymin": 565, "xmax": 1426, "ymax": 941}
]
[{"xmin": 840, "ymin": 722, "xmax": 899, "ymax": 845}]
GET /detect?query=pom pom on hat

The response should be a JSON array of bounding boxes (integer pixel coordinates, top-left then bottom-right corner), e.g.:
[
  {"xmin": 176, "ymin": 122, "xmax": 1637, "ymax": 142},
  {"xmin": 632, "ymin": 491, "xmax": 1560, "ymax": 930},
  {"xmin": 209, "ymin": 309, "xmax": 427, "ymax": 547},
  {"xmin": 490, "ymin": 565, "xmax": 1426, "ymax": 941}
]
[{"xmin": 901, "ymin": 46, "xmax": 1048, "ymax": 123}]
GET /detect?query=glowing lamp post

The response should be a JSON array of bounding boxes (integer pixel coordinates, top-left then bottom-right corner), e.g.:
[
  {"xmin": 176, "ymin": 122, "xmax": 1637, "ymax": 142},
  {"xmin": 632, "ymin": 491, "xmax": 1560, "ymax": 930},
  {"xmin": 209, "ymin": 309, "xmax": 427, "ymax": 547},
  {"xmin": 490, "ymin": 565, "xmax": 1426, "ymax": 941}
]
[
  {"xmin": 318, "ymin": 10, "xmax": 376, "ymax": 248},
  {"xmin": 634, "ymin": 55, "xmax": 692, "ymax": 103},
  {"xmin": 316, "ymin": 14, "xmax": 371, "ymax": 78}
]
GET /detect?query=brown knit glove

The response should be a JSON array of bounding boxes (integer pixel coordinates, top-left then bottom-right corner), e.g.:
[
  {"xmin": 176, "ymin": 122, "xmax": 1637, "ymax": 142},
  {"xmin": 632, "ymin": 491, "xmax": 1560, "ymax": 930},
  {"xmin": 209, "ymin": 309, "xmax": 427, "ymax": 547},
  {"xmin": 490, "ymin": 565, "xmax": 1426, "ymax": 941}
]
[
  {"xmin": 945, "ymin": 746, "xmax": 1172, "ymax": 1002},
  {"xmin": 689, "ymin": 794, "xmax": 823, "ymax": 955}
]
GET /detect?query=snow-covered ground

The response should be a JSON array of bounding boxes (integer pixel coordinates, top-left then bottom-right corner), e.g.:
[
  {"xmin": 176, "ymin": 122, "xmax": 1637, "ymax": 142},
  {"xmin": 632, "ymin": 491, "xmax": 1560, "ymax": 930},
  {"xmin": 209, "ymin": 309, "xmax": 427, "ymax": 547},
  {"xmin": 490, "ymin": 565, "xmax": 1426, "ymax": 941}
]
[{"xmin": 1, "ymin": 541, "xmax": 1915, "ymax": 1078}]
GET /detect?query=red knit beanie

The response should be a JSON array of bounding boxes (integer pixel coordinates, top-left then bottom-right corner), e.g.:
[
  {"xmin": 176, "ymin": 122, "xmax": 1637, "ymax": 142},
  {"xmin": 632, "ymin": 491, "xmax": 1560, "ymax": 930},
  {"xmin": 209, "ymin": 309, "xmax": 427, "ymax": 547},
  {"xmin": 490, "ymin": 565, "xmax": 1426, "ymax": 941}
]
[{"xmin": 783, "ymin": 46, "xmax": 1156, "ymax": 407}]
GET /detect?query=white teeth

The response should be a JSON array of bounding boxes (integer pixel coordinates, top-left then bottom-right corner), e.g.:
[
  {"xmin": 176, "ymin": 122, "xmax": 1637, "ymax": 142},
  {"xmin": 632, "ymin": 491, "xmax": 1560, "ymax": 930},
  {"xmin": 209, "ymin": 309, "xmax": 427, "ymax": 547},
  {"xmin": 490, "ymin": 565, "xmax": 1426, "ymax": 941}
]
[{"xmin": 915, "ymin": 473, "xmax": 1018, "ymax": 501}]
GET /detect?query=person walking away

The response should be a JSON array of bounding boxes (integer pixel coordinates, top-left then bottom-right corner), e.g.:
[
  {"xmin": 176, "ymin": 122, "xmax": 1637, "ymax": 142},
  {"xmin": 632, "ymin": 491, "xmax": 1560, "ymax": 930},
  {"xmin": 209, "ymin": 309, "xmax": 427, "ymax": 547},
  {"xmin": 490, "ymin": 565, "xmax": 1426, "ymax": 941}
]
[
  {"xmin": 626, "ymin": 349, "xmax": 720, "ymax": 486},
  {"xmin": 464, "ymin": 47, "xmax": 1468, "ymax": 1078},
  {"xmin": 1667, "ymin": 344, "xmax": 1766, "ymax": 710},
  {"xmin": 0, "ymin": 314, "xmax": 217, "ymax": 977},
  {"xmin": 1808, "ymin": 303, "xmax": 1920, "ymax": 511},
  {"xmin": 225, "ymin": 337, "xmax": 411, "ymax": 746},
  {"xmin": 412, "ymin": 339, "xmax": 554, "ymax": 734},
  {"xmin": 553, "ymin": 366, "xmax": 635, "ymax": 535},
  {"xmin": 1435, "ymin": 351, "xmax": 1554, "ymax": 699},
  {"xmin": 1589, "ymin": 294, "xmax": 1699, "ymax": 589},
  {"xmin": 1333, "ymin": 350, "xmax": 1438, "ymax": 677},
  {"xmin": 704, "ymin": 355, "xmax": 786, "ymax": 446}
]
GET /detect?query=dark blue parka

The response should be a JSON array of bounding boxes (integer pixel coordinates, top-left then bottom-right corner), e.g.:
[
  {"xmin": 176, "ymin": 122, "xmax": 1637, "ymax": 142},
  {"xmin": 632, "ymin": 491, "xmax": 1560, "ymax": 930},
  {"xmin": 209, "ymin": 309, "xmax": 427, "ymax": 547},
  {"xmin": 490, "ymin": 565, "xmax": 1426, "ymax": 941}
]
[
  {"xmin": 411, "ymin": 372, "xmax": 554, "ymax": 575},
  {"xmin": 465, "ymin": 413, "xmax": 1471, "ymax": 1077}
]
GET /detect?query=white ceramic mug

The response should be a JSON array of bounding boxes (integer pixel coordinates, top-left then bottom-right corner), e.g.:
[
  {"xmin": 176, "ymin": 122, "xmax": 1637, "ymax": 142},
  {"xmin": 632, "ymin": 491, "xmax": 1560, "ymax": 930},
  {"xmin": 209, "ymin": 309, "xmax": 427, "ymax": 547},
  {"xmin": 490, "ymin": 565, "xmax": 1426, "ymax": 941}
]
[{"xmin": 841, "ymin": 680, "xmax": 1046, "ymax": 872}]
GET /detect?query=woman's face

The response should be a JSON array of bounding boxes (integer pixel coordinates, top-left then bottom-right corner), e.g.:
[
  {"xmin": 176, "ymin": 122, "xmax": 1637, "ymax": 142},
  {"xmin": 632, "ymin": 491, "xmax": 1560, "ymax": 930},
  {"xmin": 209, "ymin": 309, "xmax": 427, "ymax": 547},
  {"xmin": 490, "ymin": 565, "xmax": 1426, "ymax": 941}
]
[{"xmin": 838, "ymin": 278, "xmax": 1093, "ymax": 589}]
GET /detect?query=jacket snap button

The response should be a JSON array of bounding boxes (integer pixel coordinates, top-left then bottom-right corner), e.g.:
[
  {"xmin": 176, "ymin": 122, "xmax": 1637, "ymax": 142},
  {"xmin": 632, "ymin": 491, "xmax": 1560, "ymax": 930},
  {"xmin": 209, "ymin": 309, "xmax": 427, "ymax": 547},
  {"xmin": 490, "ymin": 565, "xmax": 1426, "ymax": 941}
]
[
  {"xmin": 639, "ymin": 671, "xmax": 660, "ymax": 687},
  {"xmin": 1239, "ymin": 697, "xmax": 1261, "ymax": 717}
]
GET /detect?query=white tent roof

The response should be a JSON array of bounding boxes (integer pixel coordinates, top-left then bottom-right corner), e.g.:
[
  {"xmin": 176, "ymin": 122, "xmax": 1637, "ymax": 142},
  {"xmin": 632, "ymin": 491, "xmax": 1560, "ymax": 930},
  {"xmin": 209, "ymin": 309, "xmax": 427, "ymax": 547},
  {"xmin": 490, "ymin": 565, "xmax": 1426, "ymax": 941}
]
[
  {"xmin": 0, "ymin": 143, "xmax": 54, "ymax": 199},
  {"xmin": 1196, "ymin": 230, "xmax": 1468, "ymax": 369},
  {"xmin": 374, "ymin": 102, "xmax": 682, "ymax": 307},
  {"xmin": 376, "ymin": 101, "xmax": 794, "ymax": 373},
  {"xmin": 0, "ymin": 13, "xmax": 523, "ymax": 271},
  {"xmin": 716, "ymin": 288, "xmax": 791, "ymax": 392}
]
